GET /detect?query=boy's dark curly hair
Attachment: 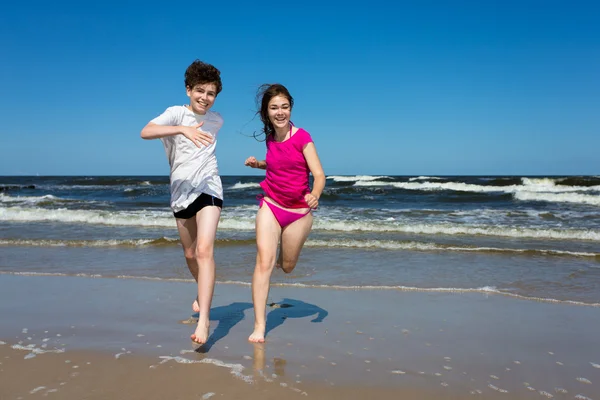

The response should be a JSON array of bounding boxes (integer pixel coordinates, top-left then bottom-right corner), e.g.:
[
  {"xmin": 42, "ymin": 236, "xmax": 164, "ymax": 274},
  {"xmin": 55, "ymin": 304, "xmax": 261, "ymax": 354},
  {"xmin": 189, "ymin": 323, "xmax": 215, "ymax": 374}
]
[{"xmin": 184, "ymin": 60, "xmax": 222, "ymax": 95}]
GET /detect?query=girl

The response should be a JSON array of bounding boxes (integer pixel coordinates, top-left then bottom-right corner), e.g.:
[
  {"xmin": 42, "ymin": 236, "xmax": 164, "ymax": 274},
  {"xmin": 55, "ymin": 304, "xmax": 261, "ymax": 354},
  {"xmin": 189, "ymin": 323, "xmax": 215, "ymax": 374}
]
[{"xmin": 244, "ymin": 84, "xmax": 325, "ymax": 343}]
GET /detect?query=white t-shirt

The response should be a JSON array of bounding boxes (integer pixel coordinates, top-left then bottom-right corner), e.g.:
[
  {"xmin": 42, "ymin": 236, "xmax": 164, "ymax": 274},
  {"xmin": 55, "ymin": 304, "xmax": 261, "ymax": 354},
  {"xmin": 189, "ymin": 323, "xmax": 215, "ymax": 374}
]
[{"xmin": 150, "ymin": 105, "xmax": 223, "ymax": 212}]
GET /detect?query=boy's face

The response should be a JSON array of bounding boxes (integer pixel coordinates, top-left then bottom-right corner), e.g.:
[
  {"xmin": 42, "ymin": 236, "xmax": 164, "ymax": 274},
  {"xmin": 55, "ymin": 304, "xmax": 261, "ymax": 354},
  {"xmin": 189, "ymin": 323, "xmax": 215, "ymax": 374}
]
[{"xmin": 186, "ymin": 83, "xmax": 217, "ymax": 115}]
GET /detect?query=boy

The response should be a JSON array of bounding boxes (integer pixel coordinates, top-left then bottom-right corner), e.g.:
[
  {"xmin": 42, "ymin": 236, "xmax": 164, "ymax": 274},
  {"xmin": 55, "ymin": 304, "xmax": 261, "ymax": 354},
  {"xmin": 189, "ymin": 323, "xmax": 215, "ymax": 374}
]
[{"xmin": 141, "ymin": 60, "xmax": 223, "ymax": 344}]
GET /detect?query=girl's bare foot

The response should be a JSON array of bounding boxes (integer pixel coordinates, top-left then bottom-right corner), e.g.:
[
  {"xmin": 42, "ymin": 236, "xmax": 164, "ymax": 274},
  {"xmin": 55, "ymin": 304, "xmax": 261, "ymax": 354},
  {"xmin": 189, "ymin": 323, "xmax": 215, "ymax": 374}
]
[
  {"xmin": 248, "ymin": 324, "xmax": 266, "ymax": 343},
  {"xmin": 191, "ymin": 319, "xmax": 210, "ymax": 344},
  {"xmin": 192, "ymin": 297, "xmax": 200, "ymax": 313}
]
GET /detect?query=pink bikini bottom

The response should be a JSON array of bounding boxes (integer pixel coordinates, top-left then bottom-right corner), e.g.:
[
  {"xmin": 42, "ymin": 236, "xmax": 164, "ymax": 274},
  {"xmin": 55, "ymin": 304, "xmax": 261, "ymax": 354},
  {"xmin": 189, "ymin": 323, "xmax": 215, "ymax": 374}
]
[{"xmin": 260, "ymin": 199, "xmax": 310, "ymax": 228}]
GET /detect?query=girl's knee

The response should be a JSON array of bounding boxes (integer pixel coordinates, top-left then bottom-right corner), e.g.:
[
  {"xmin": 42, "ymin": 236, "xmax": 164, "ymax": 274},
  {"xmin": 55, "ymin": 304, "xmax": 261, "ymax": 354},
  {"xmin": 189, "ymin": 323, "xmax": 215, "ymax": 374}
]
[
  {"xmin": 255, "ymin": 256, "xmax": 275, "ymax": 273},
  {"xmin": 281, "ymin": 260, "xmax": 297, "ymax": 274}
]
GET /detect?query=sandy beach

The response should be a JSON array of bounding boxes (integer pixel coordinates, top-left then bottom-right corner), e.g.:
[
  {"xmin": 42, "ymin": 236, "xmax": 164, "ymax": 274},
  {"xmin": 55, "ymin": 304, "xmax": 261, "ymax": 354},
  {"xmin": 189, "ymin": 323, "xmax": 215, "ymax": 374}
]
[{"xmin": 1, "ymin": 274, "xmax": 599, "ymax": 399}]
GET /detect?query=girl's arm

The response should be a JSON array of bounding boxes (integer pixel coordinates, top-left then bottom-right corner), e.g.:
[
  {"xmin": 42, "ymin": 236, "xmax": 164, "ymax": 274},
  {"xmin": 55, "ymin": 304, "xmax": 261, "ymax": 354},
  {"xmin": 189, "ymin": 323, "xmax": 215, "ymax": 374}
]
[
  {"xmin": 303, "ymin": 143, "xmax": 325, "ymax": 209},
  {"xmin": 244, "ymin": 156, "xmax": 267, "ymax": 170}
]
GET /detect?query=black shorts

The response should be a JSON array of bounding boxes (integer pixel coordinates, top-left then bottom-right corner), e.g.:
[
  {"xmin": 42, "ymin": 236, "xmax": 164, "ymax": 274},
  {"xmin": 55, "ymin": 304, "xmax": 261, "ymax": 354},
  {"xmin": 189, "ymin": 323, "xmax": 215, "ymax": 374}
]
[{"xmin": 173, "ymin": 193, "xmax": 223, "ymax": 219}]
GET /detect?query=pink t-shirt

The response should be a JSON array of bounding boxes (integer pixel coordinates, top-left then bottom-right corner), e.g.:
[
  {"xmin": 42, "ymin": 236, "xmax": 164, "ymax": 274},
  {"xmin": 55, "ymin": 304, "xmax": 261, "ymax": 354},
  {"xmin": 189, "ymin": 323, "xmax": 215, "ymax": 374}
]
[{"xmin": 260, "ymin": 128, "xmax": 313, "ymax": 208}]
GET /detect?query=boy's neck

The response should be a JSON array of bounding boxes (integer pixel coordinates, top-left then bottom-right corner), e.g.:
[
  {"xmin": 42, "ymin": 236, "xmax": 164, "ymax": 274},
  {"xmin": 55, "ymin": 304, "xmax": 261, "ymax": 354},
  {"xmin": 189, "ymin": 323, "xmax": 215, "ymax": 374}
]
[{"xmin": 185, "ymin": 105, "xmax": 207, "ymax": 116}]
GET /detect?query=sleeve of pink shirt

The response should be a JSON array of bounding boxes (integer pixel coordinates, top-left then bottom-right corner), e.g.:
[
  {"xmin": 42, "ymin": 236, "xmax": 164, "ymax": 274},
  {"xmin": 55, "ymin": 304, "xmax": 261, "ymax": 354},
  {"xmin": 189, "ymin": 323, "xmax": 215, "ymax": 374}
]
[{"xmin": 295, "ymin": 129, "xmax": 314, "ymax": 151}]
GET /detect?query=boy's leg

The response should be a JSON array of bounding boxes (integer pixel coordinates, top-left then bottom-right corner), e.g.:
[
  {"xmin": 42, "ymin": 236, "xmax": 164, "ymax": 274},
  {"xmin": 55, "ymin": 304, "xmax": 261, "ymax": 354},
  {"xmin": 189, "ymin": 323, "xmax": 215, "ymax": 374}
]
[
  {"xmin": 279, "ymin": 213, "xmax": 313, "ymax": 274},
  {"xmin": 175, "ymin": 217, "xmax": 200, "ymax": 311},
  {"xmin": 190, "ymin": 205, "xmax": 221, "ymax": 344},
  {"xmin": 249, "ymin": 203, "xmax": 281, "ymax": 343}
]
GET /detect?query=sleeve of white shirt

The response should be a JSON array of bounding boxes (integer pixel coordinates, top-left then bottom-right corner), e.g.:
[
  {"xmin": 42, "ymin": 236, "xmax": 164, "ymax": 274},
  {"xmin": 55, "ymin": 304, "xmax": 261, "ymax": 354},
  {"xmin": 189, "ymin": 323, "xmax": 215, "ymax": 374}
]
[
  {"xmin": 150, "ymin": 106, "xmax": 180, "ymax": 146},
  {"xmin": 150, "ymin": 106, "xmax": 178, "ymax": 126}
]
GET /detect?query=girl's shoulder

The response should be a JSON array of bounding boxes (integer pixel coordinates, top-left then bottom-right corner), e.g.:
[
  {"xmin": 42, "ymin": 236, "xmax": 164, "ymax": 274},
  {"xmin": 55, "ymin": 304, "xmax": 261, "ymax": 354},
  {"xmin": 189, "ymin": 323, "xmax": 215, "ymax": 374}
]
[{"xmin": 292, "ymin": 127, "xmax": 313, "ymax": 146}]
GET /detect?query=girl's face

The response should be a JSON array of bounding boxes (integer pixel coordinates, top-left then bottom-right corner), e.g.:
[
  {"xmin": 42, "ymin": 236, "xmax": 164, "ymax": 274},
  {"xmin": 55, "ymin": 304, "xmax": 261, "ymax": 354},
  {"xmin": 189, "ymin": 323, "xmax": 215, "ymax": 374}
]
[
  {"xmin": 267, "ymin": 95, "xmax": 291, "ymax": 130},
  {"xmin": 186, "ymin": 83, "xmax": 217, "ymax": 115}
]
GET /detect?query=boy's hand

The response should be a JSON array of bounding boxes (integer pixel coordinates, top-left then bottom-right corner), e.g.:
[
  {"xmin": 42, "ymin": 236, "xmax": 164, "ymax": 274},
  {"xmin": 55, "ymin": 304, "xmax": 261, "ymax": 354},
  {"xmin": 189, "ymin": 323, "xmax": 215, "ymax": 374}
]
[
  {"xmin": 304, "ymin": 193, "xmax": 319, "ymax": 209},
  {"xmin": 244, "ymin": 156, "xmax": 259, "ymax": 168},
  {"xmin": 181, "ymin": 122, "xmax": 214, "ymax": 148}
]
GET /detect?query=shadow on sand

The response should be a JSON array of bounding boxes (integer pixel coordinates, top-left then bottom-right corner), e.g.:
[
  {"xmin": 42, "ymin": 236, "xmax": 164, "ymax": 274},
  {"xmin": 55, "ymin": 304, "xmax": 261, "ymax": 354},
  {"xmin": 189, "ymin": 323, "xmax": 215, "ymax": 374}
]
[
  {"xmin": 182, "ymin": 302, "xmax": 253, "ymax": 353},
  {"xmin": 184, "ymin": 298, "xmax": 328, "ymax": 352},
  {"xmin": 265, "ymin": 298, "xmax": 328, "ymax": 337}
]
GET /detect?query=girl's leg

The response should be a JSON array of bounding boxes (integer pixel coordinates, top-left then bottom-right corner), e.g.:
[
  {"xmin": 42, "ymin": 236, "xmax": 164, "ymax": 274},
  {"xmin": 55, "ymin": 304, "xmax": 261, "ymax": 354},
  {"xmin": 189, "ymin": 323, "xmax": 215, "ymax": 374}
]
[
  {"xmin": 279, "ymin": 212, "xmax": 313, "ymax": 274},
  {"xmin": 190, "ymin": 205, "xmax": 221, "ymax": 344},
  {"xmin": 249, "ymin": 203, "xmax": 281, "ymax": 343},
  {"xmin": 175, "ymin": 217, "xmax": 200, "ymax": 311}
]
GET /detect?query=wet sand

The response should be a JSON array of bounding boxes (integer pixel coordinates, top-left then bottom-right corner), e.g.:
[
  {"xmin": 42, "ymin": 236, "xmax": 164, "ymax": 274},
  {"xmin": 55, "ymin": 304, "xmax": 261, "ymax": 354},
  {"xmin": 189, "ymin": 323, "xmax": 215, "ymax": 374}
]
[{"xmin": 0, "ymin": 274, "xmax": 599, "ymax": 399}]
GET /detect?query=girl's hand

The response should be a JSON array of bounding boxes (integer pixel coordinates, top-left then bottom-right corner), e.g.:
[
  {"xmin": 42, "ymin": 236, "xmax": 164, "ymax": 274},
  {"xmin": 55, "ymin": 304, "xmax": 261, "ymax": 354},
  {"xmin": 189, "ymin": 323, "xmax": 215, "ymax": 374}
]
[
  {"xmin": 244, "ymin": 156, "xmax": 259, "ymax": 168},
  {"xmin": 181, "ymin": 122, "xmax": 214, "ymax": 148},
  {"xmin": 304, "ymin": 193, "xmax": 319, "ymax": 209}
]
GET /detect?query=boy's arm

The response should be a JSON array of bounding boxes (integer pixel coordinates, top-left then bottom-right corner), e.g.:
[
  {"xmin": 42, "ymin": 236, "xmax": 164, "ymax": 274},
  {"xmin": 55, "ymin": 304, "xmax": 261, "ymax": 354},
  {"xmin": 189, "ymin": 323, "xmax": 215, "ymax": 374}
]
[{"xmin": 140, "ymin": 122, "xmax": 213, "ymax": 148}]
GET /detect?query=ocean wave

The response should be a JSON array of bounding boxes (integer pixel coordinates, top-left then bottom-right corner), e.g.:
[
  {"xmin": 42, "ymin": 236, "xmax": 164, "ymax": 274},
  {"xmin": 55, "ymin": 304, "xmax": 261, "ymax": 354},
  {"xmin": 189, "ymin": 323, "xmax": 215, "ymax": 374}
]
[
  {"xmin": 0, "ymin": 237, "xmax": 258, "ymax": 248},
  {"xmin": 0, "ymin": 237, "xmax": 179, "ymax": 248},
  {"xmin": 408, "ymin": 176, "xmax": 445, "ymax": 181},
  {"xmin": 0, "ymin": 193, "xmax": 61, "ymax": 204},
  {"xmin": 229, "ymin": 182, "xmax": 261, "ymax": 190},
  {"xmin": 305, "ymin": 239, "xmax": 600, "ymax": 257},
  {"xmin": 2, "ymin": 271, "xmax": 598, "ymax": 307},
  {"xmin": 327, "ymin": 175, "xmax": 391, "ymax": 182},
  {"xmin": 0, "ymin": 206, "xmax": 176, "ymax": 227},
  {"xmin": 354, "ymin": 179, "xmax": 600, "ymax": 195},
  {"xmin": 312, "ymin": 220, "xmax": 600, "ymax": 241},
  {"xmin": 1, "ymin": 206, "xmax": 598, "ymax": 240},
  {"xmin": 514, "ymin": 191, "xmax": 600, "ymax": 206},
  {"xmin": 0, "ymin": 184, "xmax": 36, "ymax": 191}
]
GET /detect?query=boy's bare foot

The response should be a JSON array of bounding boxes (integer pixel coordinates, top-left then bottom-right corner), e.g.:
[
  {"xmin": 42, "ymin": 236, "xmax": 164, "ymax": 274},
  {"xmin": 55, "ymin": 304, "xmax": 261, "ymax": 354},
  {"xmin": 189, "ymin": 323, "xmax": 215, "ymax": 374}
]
[
  {"xmin": 248, "ymin": 324, "xmax": 266, "ymax": 343},
  {"xmin": 192, "ymin": 297, "xmax": 200, "ymax": 313},
  {"xmin": 190, "ymin": 319, "xmax": 210, "ymax": 344}
]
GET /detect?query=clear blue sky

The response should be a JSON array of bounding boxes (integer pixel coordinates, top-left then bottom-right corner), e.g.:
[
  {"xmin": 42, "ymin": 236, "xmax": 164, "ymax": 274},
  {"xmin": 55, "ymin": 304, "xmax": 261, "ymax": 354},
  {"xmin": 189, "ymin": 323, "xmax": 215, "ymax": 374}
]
[{"xmin": 1, "ymin": 0, "xmax": 598, "ymax": 176}]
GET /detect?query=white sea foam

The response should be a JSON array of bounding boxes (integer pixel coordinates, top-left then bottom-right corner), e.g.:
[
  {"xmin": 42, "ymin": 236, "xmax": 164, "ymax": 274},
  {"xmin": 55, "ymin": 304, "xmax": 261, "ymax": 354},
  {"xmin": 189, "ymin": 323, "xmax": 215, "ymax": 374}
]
[
  {"xmin": 354, "ymin": 178, "xmax": 600, "ymax": 197},
  {"xmin": 327, "ymin": 175, "xmax": 390, "ymax": 182},
  {"xmin": 408, "ymin": 176, "xmax": 445, "ymax": 181},
  {"xmin": 0, "ymin": 193, "xmax": 60, "ymax": 204},
  {"xmin": 0, "ymin": 238, "xmax": 178, "ymax": 247},
  {"xmin": 229, "ymin": 182, "xmax": 261, "ymax": 190},
  {"xmin": 1, "ymin": 205, "xmax": 598, "ymax": 240},
  {"xmin": 12, "ymin": 344, "xmax": 65, "ymax": 354},
  {"xmin": 514, "ymin": 191, "xmax": 600, "ymax": 206},
  {"xmin": 0, "ymin": 206, "xmax": 176, "ymax": 227},
  {"xmin": 158, "ymin": 356, "xmax": 253, "ymax": 383},
  {"xmin": 305, "ymin": 239, "xmax": 598, "ymax": 257},
  {"xmin": 312, "ymin": 220, "xmax": 600, "ymax": 241}
]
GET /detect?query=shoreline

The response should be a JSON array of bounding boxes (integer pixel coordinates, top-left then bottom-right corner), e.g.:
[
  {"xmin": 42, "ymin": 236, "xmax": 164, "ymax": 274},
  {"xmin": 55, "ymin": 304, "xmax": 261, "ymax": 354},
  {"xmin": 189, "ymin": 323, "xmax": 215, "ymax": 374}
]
[{"xmin": 1, "ymin": 274, "xmax": 599, "ymax": 398}]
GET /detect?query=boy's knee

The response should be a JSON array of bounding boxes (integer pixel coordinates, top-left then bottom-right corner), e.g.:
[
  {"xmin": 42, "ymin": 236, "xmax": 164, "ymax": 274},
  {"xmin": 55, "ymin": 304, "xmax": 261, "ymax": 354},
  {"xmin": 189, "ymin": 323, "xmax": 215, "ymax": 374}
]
[
  {"xmin": 195, "ymin": 243, "xmax": 214, "ymax": 261},
  {"xmin": 183, "ymin": 248, "xmax": 196, "ymax": 261}
]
